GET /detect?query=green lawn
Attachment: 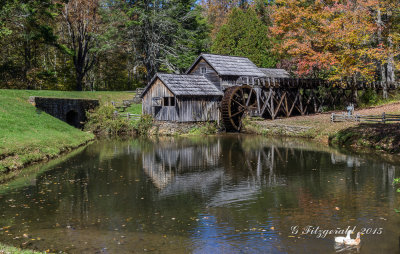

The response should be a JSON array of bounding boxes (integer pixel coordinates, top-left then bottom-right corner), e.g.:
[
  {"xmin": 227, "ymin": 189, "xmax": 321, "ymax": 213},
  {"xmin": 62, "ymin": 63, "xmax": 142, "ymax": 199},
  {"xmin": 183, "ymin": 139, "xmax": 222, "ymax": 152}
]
[
  {"xmin": 126, "ymin": 103, "xmax": 142, "ymax": 114},
  {"xmin": 0, "ymin": 89, "xmax": 141, "ymax": 173},
  {"xmin": 0, "ymin": 89, "xmax": 136, "ymax": 105}
]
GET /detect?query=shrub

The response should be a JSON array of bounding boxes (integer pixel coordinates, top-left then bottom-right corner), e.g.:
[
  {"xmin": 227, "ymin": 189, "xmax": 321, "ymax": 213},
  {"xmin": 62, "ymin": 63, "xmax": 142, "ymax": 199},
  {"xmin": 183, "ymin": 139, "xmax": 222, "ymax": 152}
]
[
  {"xmin": 85, "ymin": 104, "xmax": 134, "ymax": 136},
  {"xmin": 188, "ymin": 122, "xmax": 218, "ymax": 135},
  {"xmin": 133, "ymin": 114, "xmax": 153, "ymax": 136},
  {"xmin": 360, "ymin": 89, "xmax": 379, "ymax": 105}
]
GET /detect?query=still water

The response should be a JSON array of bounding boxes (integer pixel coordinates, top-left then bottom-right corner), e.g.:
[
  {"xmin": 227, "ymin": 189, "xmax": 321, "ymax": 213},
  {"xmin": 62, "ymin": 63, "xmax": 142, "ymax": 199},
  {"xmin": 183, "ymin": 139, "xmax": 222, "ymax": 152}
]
[{"xmin": 0, "ymin": 135, "xmax": 400, "ymax": 253}]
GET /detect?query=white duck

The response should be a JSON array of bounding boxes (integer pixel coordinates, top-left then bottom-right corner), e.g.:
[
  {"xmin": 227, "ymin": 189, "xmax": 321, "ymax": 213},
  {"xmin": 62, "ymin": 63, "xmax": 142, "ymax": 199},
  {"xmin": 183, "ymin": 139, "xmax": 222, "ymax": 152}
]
[
  {"xmin": 343, "ymin": 232, "xmax": 361, "ymax": 246},
  {"xmin": 334, "ymin": 230, "xmax": 353, "ymax": 243}
]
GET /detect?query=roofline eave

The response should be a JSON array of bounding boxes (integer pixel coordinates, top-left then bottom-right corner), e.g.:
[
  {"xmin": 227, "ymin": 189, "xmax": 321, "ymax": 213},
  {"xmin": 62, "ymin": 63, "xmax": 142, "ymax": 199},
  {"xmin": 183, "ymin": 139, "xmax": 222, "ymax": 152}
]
[
  {"xmin": 140, "ymin": 73, "xmax": 177, "ymax": 98},
  {"xmin": 185, "ymin": 54, "xmax": 221, "ymax": 76}
]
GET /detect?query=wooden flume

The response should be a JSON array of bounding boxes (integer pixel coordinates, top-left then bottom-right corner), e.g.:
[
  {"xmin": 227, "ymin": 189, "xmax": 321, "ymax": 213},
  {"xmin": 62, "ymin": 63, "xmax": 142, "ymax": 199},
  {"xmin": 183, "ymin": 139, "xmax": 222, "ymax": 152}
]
[{"xmin": 220, "ymin": 77, "xmax": 399, "ymax": 132}]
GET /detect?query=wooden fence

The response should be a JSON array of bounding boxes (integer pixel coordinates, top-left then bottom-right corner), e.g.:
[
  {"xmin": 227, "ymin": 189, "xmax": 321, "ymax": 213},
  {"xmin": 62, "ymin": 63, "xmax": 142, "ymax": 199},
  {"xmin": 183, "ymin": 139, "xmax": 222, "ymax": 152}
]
[
  {"xmin": 119, "ymin": 113, "xmax": 141, "ymax": 121},
  {"xmin": 331, "ymin": 112, "xmax": 400, "ymax": 123}
]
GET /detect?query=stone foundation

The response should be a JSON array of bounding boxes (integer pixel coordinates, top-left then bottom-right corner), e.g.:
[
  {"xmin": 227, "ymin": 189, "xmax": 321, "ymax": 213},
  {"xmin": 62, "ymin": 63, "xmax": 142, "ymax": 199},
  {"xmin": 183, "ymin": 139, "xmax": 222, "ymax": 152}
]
[{"xmin": 149, "ymin": 121, "xmax": 217, "ymax": 136}]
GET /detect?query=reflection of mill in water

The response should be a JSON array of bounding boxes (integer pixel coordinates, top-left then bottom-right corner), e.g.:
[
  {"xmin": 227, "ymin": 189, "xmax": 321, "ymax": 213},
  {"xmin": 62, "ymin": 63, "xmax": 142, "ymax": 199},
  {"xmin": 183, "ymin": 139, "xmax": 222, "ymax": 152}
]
[
  {"xmin": 142, "ymin": 139, "xmax": 223, "ymax": 190},
  {"xmin": 142, "ymin": 137, "xmax": 286, "ymax": 203}
]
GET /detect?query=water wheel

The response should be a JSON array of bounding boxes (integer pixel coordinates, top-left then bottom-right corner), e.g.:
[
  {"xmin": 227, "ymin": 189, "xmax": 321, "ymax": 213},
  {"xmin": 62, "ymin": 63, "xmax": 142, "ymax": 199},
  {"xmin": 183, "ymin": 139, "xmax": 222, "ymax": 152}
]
[{"xmin": 221, "ymin": 85, "xmax": 258, "ymax": 132}]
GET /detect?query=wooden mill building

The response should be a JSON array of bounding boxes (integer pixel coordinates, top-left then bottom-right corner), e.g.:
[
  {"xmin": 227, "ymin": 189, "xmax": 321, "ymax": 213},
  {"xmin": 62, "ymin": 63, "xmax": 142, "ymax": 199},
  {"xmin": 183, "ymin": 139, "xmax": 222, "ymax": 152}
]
[
  {"xmin": 186, "ymin": 53, "xmax": 268, "ymax": 89},
  {"xmin": 141, "ymin": 53, "xmax": 289, "ymax": 122},
  {"xmin": 141, "ymin": 73, "xmax": 223, "ymax": 121}
]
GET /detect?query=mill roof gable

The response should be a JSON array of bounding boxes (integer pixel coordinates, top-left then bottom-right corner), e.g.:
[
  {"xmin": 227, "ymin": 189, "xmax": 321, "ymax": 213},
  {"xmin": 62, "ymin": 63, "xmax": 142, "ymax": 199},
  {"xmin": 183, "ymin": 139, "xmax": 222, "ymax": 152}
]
[
  {"xmin": 186, "ymin": 53, "xmax": 267, "ymax": 78},
  {"xmin": 140, "ymin": 73, "xmax": 223, "ymax": 98}
]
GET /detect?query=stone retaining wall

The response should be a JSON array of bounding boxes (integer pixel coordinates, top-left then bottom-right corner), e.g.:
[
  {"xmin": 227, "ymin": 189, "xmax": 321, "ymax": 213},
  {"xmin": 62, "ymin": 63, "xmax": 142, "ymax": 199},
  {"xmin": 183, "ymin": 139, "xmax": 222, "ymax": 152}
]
[
  {"xmin": 149, "ymin": 121, "xmax": 215, "ymax": 136},
  {"xmin": 32, "ymin": 97, "xmax": 99, "ymax": 128}
]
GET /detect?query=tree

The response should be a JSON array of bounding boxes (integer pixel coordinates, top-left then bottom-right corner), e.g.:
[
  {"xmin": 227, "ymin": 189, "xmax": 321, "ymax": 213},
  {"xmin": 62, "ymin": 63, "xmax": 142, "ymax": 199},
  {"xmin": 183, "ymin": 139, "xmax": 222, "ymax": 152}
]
[
  {"xmin": 126, "ymin": 0, "xmax": 210, "ymax": 82},
  {"xmin": 375, "ymin": 0, "xmax": 400, "ymax": 83},
  {"xmin": 199, "ymin": 0, "xmax": 246, "ymax": 38},
  {"xmin": 271, "ymin": 0, "xmax": 337, "ymax": 78},
  {"xmin": 270, "ymin": 0, "xmax": 396, "ymax": 84},
  {"xmin": 0, "ymin": 0, "xmax": 60, "ymax": 88},
  {"xmin": 0, "ymin": 1, "xmax": 14, "ymax": 39},
  {"xmin": 62, "ymin": 0, "xmax": 101, "ymax": 91},
  {"xmin": 211, "ymin": 7, "xmax": 277, "ymax": 68},
  {"xmin": 162, "ymin": 1, "xmax": 211, "ymax": 73}
]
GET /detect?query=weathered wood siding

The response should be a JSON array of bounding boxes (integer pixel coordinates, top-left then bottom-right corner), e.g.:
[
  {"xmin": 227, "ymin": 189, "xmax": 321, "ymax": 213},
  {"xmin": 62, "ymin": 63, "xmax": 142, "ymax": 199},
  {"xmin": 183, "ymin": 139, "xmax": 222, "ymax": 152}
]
[
  {"xmin": 220, "ymin": 76, "xmax": 240, "ymax": 90},
  {"xmin": 177, "ymin": 96, "xmax": 220, "ymax": 122},
  {"xmin": 142, "ymin": 78, "xmax": 178, "ymax": 121},
  {"xmin": 143, "ymin": 77, "xmax": 221, "ymax": 122},
  {"xmin": 188, "ymin": 59, "xmax": 221, "ymax": 89}
]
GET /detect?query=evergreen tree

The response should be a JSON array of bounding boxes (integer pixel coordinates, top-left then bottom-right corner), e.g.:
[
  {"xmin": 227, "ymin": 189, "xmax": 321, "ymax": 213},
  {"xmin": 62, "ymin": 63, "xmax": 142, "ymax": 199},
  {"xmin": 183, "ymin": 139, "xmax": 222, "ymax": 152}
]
[
  {"xmin": 126, "ymin": 0, "xmax": 210, "ymax": 82},
  {"xmin": 0, "ymin": 0, "xmax": 60, "ymax": 88},
  {"xmin": 163, "ymin": 1, "xmax": 211, "ymax": 73},
  {"xmin": 211, "ymin": 7, "xmax": 277, "ymax": 68}
]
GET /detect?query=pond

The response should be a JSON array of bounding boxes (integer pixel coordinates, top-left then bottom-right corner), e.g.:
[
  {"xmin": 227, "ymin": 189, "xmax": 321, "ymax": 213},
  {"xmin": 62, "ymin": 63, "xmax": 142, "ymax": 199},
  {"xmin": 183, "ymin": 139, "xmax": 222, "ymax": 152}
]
[{"xmin": 0, "ymin": 135, "xmax": 400, "ymax": 253}]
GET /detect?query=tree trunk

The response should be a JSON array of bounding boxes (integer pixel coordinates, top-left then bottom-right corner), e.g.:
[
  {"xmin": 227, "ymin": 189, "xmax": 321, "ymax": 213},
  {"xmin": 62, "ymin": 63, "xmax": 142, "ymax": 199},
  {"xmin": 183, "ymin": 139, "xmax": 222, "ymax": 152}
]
[
  {"xmin": 24, "ymin": 41, "xmax": 32, "ymax": 87},
  {"xmin": 352, "ymin": 76, "xmax": 358, "ymax": 104},
  {"xmin": 382, "ymin": 80, "xmax": 388, "ymax": 99},
  {"xmin": 387, "ymin": 37, "xmax": 395, "ymax": 82},
  {"xmin": 377, "ymin": 8, "xmax": 386, "ymax": 82},
  {"xmin": 76, "ymin": 74, "xmax": 83, "ymax": 91}
]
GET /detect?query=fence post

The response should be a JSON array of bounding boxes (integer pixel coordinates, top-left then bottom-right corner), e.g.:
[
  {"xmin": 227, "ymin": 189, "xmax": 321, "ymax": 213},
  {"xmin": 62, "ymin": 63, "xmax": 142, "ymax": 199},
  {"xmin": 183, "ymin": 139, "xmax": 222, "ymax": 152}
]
[
  {"xmin": 382, "ymin": 112, "xmax": 386, "ymax": 124},
  {"xmin": 113, "ymin": 110, "xmax": 118, "ymax": 119},
  {"xmin": 331, "ymin": 113, "xmax": 334, "ymax": 122},
  {"xmin": 127, "ymin": 113, "xmax": 130, "ymax": 120}
]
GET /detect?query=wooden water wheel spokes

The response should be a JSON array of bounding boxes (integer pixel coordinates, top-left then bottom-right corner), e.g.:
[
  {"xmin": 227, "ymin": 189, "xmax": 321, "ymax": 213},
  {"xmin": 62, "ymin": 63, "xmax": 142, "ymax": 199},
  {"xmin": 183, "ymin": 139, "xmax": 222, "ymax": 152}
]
[{"xmin": 221, "ymin": 85, "xmax": 258, "ymax": 132}]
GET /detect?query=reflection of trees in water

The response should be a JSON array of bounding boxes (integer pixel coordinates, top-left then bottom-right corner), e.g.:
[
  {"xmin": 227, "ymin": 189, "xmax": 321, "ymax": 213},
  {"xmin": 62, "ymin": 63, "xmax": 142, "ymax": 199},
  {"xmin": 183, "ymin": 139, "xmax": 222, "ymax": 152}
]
[
  {"xmin": 330, "ymin": 152, "xmax": 397, "ymax": 203},
  {"xmin": 0, "ymin": 139, "xmax": 150, "ymax": 233}
]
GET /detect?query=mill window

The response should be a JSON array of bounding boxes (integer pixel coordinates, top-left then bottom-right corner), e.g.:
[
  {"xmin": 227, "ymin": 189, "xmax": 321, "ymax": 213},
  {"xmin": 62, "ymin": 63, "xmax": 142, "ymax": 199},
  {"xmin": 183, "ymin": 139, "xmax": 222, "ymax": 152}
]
[
  {"xmin": 152, "ymin": 97, "xmax": 162, "ymax": 106},
  {"xmin": 163, "ymin": 97, "xmax": 175, "ymax": 106},
  {"xmin": 201, "ymin": 67, "xmax": 207, "ymax": 74}
]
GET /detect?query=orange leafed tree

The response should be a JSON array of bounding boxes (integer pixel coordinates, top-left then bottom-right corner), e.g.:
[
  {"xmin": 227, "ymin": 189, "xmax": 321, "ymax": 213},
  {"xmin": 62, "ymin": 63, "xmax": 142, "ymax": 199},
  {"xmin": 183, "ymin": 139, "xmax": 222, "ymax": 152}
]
[
  {"xmin": 271, "ymin": 0, "xmax": 397, "ymax": 84},
  {"xmin": 270, "ymin": 0, "xmax": 338, "ymax": 78}
]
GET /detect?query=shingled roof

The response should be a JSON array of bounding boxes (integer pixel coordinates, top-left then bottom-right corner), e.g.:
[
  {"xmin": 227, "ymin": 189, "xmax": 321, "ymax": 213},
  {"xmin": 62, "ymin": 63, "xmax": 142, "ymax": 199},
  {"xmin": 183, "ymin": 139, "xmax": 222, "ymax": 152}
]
[
  {"xmin": 259, "ymin": 68, "xmax": 290, "ymax": 78},
  {"xmin": 141, "ymin": 73, "xmax": 223, "ymax": 98},
  {"xmin": 187, "ymin": 54, "xmax": 267, "ymax": 77}
]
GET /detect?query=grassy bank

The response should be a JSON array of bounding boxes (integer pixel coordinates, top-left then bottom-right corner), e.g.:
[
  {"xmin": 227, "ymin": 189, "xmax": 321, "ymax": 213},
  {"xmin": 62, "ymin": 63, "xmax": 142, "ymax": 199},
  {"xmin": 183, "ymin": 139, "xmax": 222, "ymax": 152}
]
[
  {"xmin": 244, "ymin": 114, "xmax": 358, "ymax": 143},
  {"xmin": 0, "ymin": 243, "xmax": 45, "ymax": 253},
  {"xmin": 0, "ymin": 89, "xmax": 138, "ymax": 174},
  {"xmin": 329, "ymin": 123, "xmax": 400, "ymax": 153},
  {"xmin": 1, "ymin": 89, "xmax": 136, "ymax": 104}
]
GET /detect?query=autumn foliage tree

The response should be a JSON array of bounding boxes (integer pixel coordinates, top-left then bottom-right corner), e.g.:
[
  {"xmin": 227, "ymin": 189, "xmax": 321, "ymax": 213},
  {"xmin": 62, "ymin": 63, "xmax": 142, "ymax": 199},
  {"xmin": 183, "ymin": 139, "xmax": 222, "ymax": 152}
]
[
  {"xmin": 0, "ymin": 0, "xmax": 398, "ymax": 91},
  {"xmin": 271, "ymin": 0, "xmax": 398, "ymax": 84},
  {"xmin": 376, "ymin": 0, "xmax": 400, "ymax": 83}
]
